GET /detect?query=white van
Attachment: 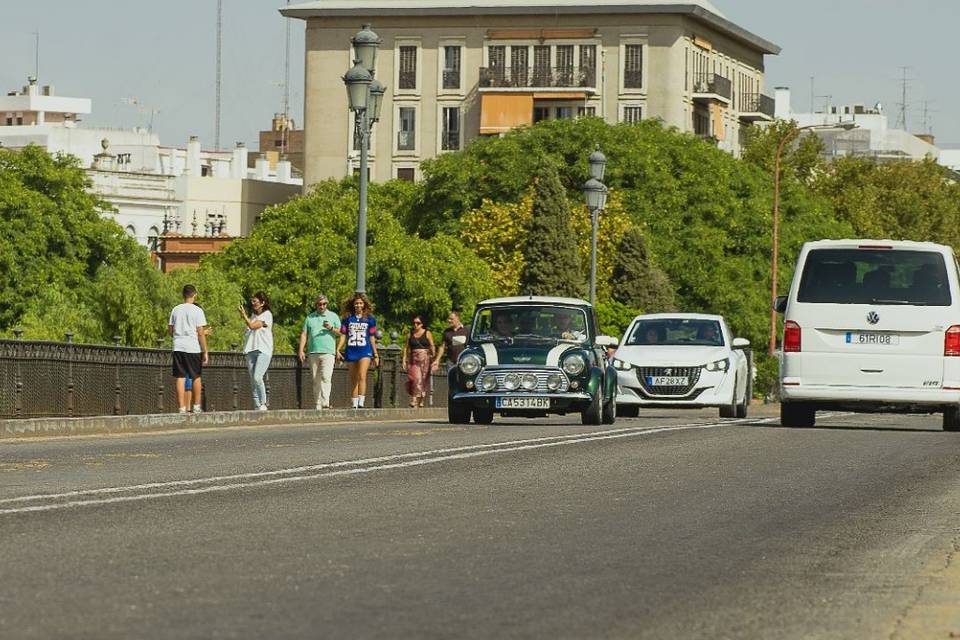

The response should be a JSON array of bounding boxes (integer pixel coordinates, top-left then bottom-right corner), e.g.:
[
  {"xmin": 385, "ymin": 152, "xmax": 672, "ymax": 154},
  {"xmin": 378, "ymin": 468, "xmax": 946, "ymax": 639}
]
[{"xmin": 776, "ymin": 239, "xmax": 960, "ymax": 431}]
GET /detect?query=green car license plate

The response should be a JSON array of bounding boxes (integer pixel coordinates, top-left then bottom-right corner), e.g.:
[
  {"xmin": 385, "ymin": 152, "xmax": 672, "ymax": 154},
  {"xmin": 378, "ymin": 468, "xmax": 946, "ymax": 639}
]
[{"xmin": 495, "ymin": 397, "xmax": 550, "ymax": 409}]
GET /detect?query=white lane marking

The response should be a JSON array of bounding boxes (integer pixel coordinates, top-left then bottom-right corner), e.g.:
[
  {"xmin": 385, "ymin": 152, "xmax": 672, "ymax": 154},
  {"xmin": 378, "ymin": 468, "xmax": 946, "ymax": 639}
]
[
  {"xmin": 0, "ymin": 418, "xmax": 774, "ymax": 516},
  {"xmin": 545, "ymin": 344, "xmax": 570, "ymax": 368},
  {"xmin": 480, "ymin": 343, "xmax": 498, "ymax": 366}
]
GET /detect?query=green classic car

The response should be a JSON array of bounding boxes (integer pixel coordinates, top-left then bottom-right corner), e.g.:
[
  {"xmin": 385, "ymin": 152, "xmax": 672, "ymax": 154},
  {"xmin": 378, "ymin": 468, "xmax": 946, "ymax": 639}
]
[{"xmin": 448, "ymin": 296, "xmax": 619, "ymax": 425}]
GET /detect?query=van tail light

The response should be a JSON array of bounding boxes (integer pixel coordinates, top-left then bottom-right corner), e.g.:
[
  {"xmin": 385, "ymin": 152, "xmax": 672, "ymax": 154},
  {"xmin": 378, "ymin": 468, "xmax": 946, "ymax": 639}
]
[
  {"xmin": 783, "ymin": 321, "xmax": 802, "ymax": 353},
  {"xmin": 945, "ymin": 325, "xmax": 960, "ymax": 356}
]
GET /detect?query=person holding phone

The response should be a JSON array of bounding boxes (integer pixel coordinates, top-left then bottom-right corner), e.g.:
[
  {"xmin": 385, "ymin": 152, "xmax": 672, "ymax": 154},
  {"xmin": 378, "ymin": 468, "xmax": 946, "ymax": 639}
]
[
  {"xmin": 298, "ymin": 294, "xmax": 341, "ymax": 410},
  {"xmin": 240, "ymin": 291, "xmax": 273, "ymax": 411}
]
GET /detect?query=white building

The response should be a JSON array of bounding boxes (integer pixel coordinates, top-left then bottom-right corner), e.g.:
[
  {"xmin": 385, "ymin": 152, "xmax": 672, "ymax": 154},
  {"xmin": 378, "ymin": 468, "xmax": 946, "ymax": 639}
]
[
  {"xmin": 1, "ymin": 78, "xmax": 301, "ymax": 249},
  {"xmin": 773, "ymin": 86, "xmax": 939, "ymax": 162}
]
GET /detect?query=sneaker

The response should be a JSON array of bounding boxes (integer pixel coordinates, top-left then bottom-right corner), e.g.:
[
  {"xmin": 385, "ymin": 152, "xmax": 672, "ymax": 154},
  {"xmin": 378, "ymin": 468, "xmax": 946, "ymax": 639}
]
[
  {"xmin": 192, "ymin": 404, "xmax": 202, "ymax": 414},
  {"xmin": 178, "ymin": 407, "xmax": 188, "ymax": 414},
  {"xmin": 257, "ymin": 405, "xmax": 268, "ymax": 411}
]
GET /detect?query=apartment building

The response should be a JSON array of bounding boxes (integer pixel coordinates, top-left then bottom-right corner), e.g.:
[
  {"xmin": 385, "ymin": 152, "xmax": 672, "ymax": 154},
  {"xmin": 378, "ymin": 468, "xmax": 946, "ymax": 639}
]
[{"xmin": 281, "ymin": 0, "xmax": 780, "ymax": 187}]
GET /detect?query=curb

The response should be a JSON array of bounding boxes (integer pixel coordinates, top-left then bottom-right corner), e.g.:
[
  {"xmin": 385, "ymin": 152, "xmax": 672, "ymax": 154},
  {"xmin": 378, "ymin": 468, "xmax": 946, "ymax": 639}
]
[{"xmin": 0, "ymin": 407, "xmax": 447, "ymax": 440}]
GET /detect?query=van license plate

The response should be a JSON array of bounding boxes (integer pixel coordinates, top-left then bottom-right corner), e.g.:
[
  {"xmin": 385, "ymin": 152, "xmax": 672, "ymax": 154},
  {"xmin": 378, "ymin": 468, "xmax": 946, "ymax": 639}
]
[
  {"xmin": 846, "ymin": 332, "xmax": 899, "ymax": 345},
  {"xmin": 496, "ymin": 397, "xmax": 550, "ymax": 409}
]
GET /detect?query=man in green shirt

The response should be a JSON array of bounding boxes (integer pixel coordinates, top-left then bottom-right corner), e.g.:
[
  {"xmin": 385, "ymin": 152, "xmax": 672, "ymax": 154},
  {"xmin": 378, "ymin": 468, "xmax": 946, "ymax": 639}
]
[{"xmin": 298, "ymin": 294, "xmax": 342, "ymax": 409}]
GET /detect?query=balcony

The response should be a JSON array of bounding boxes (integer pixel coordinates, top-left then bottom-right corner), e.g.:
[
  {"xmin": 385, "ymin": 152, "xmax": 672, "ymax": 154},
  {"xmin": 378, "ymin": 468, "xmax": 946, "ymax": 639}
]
[
  {"xmin": 441, "ymin": 130, "xmax": 460, "ymax": 151},
  {"xmin": 442, "ymin": 70, "xmax": 461, "ymax": 91},
  {"xmin": 479, "ymin": 66, "xmax": 597, "ymax": 92},
  {"xmin": 398, "ymin": 70, "xmax": 417, "ymax": 90},
  {"xmin": 739, "ymin": 93, "xmax": 775, "ymax": 122},
  {"xmin": 692, "ymin": 73, "xmax": 731, "ymax": 104}
]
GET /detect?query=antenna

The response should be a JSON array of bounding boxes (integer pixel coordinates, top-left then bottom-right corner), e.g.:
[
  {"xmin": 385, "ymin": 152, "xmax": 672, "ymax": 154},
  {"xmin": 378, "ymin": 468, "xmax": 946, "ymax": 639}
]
[
  {"xmin": 895, "ymin": 66, "xmax": 911, "ymax": 130},
  {"xmin": 33, "ymin": 30, "xmax": 40, "ymax": 81},
  {"xmin": 920, "ymin": 100, "xmax": 936, "ymax": 136},
  {"xmin": 215, "ymin": 0, "xmax": 223, "ymax": 150}
]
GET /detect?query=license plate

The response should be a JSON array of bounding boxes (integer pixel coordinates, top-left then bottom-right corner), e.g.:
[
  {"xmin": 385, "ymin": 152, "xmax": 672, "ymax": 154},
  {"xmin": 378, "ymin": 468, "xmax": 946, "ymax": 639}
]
[
  {"xmin": 495, "ymin": 397, "xmax": 550, "ymax": 409},
  {"xmin": 648, "ymin": 376, "xmax": 688, "ymax": 386},
  {"xmin": 845, "ymin": 332, "xmax": 899, "ymax": 346}
]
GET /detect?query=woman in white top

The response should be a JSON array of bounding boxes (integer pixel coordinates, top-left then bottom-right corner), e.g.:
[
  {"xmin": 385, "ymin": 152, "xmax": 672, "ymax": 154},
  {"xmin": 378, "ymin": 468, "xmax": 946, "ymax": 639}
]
[{"xmin": 240, "ymin": 291, "xmax": 274, "ymax": 410}]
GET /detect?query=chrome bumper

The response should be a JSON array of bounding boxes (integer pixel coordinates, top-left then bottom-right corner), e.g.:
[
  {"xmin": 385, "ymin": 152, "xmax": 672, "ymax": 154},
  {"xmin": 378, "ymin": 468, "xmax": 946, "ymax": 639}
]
[{"xmin": 452, "ymin": 392, "xmax": 592, "ymax": 402}]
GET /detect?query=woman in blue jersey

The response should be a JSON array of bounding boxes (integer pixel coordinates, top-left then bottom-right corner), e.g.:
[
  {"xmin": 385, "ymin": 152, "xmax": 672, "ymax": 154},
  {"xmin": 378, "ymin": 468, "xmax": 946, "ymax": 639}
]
[{"xmin": 336, "ymin": 292, "xmax": 380, "ymax": 409}]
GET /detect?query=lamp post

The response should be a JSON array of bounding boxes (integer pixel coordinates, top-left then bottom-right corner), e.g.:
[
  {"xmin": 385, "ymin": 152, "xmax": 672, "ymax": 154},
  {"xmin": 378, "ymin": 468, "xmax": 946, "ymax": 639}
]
[
  {"xmin": 582, "ymin": 145, "xmax": 608, "ymax": 306},
  {"xmin": 769, "ymin": 121, "xmax": 857, "ymax": 355},
  {"xmin": 342, "ymin": 24, "xmax": 385, "ymax": 294}
]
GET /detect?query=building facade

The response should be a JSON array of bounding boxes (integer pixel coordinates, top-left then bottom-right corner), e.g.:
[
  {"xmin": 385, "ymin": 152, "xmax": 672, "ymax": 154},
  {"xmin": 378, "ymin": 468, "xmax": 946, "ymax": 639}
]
[{"xmin": 281, "ymin": 0, "xmax": 779, "ymax": 187}]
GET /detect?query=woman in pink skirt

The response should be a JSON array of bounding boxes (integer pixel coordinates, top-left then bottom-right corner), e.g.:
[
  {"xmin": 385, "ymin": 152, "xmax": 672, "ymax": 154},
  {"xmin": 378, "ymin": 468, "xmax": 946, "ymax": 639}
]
[{"xmin": 401, "ymin": 315, "xmax": 435, "ymax": 408}]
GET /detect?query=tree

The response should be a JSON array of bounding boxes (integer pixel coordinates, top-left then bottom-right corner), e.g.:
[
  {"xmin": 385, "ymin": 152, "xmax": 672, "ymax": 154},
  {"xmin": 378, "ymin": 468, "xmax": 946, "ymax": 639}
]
[
  {"xmin": 741, "ymin": 119, "xmax": 826, "ymax": 185},
  {"xmin": 519, "ymin": 162, "xmax": 585, "ymax": 298},
  {"xmin": 610, "ymin": 225, "xmax": 676, "ymax": 312}
]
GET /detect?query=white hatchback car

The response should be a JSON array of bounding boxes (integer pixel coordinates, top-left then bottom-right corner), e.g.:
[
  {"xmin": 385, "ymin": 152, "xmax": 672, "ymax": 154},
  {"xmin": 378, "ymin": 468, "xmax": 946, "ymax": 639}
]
[
  {"xmin": 777, "ymin": 239, "xmax": 960, "ymax": 431},
  {"xmin": 613, "ymin": 314, "xmax": 752, "ymax": 418}
]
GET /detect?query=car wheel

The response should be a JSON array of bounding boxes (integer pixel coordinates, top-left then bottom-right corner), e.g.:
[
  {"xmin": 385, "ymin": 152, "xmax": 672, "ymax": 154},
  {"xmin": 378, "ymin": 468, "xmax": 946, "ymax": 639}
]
[
  {"xmin": 602, "ymin": 393, "xmax": 616, "ymax": 424},
  {"xmin": 943, "ymin": 406, "xmax": 960, "ymax": 432},
  {"xmin": 619, "ymin": 405, "xmax": 640, "ymax": 418},
  {"xmin": 448, "ymin": 401, "xmax": 471, "ymax": 424},
  {"xmin": 735, "ymin": 380, "xmax": 749, "ymax": 419},
  {"xmin": 781, "ymin": 402, "xmax": 815, "ymax": 428},
  {"xmin": 719, "ymin": 376, "xmax": 738, "ymax": 418},
  {"xmin": 473, "ymin": 407, "xmax": 494, "ymax": 424},
  {"xmin": 581, "ymin": 391, "xmax": 603, "ymax": 425}
]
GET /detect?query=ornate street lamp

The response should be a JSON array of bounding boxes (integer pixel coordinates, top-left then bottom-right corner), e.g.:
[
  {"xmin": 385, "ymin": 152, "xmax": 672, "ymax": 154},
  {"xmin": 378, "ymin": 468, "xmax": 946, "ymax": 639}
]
[
  {"xmin": 342, "ymin": 24, "xmax": 385, "ymax": 294},
  {"xmin": 582, "ymin": 153, "xmax": 608, "ymax": 308}
]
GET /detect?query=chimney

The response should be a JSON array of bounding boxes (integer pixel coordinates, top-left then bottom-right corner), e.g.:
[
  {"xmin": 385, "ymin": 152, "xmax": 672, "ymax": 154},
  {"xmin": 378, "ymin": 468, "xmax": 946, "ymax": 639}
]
[
  {"xmin": 254, "ymin": 156, "xmax": 270, "ymax": 180},
  {"xmin": 277, "ymin": 158, "xmax": 292, "ymax": 183},
  {"xmin": 774, "ymin": 87, "xmax": 791, "ymax": 120},
  {"xmin": 187, "ymin": 136, "xmax": 201, "ymax": 176},
  {"xmin": 232, "ymin": 142, "xmax": 248, "ymax": 179}
]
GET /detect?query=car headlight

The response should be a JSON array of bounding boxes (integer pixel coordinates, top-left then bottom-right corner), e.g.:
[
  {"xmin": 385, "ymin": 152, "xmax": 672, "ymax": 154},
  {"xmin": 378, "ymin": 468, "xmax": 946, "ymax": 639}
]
[
  {"xmin": 479, "ymin": 373, "xmax": 497, "ymax": 392},
  {"xmin": 613, "ymin": 358, "xmax": 632, "ymax": 371},
  {"xmin": 546, "ymin": 373, "xmax": 563, "ymax": 391},
  {"xmin": 704, "ymin": 358, "xmax": 730, "ymax": 372},
  {"xmin": 459, "ymin": 353, "xmax": 482, "ymax": 376},
  {"xmin": 521, "ymin": 373, "xmax": 538, "ymax": 391},
  {"xmin": 561, "ymin": 353, "xmax": 586, "ymax": 376},
  {"xmin": 503, "ymin": 372, "xmax": 521, "ymax": 390}
]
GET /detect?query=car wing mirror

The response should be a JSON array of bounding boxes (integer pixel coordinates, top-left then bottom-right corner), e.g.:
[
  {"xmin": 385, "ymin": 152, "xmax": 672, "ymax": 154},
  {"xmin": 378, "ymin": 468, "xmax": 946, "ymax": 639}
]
[
  {"xmin": 773, "ymin": 295, "xmax": 788, "ymax": 313},
  {"xmin": 732, "ymin": 337, "xmax": 750, "ymax": 349}
]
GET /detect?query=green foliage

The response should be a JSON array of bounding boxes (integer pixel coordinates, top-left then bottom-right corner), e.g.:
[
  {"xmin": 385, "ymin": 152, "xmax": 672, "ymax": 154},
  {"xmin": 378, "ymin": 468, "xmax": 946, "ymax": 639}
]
[
  {"xmin": 595, "ymin": 299, "xmax": 643, "ymax": 341},
  {"xmin": 741, "ymin": 119, "xmax": 826, "ymax": 184},
  {"xmin": 611, "ymin": 225, "xmax": 676, "ymax": 312},
  {"xmin": 519, "ymin": 162, "xmax": 585, "ymax": 298}
]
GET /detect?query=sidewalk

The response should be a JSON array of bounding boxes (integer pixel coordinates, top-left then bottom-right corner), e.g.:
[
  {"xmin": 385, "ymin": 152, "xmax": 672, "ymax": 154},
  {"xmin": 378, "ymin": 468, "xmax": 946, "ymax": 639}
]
[{"xmin": 0, "ymin": 407, "xmax": 447, "ymax": 440}]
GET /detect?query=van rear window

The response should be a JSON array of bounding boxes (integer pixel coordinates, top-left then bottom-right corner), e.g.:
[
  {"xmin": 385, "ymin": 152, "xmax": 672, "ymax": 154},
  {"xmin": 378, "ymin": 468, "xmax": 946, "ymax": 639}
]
[{"xmin": 797, "ymin": 248, "xmax": 951, "ymax": 306}]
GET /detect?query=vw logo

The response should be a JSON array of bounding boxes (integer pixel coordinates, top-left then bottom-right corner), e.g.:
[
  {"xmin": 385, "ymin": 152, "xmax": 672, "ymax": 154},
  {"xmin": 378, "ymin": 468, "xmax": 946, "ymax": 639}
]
[{"xmin": 866, "ymin": 311, "xmax": 880, "ymax": 325}]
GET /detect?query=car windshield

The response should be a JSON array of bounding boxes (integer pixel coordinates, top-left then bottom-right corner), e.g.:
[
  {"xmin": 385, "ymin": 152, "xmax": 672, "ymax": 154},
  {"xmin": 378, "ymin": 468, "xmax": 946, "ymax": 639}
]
[
  {"xmin": 625, "ymin": 318, "xmax": 724, "ymax": 347},
  {"xmin": 797, "ymin": 248, "xmax": 951, "ymax": 306},
  {"xmin": 472, "ymin": 305, "xmax": 589, "ymax": 343}
]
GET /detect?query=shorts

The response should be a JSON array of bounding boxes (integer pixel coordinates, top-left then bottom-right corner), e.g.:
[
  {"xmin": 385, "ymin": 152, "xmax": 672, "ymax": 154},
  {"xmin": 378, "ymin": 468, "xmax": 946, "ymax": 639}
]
[{"xmin": 172, "ymin": 351, "xmax": 203, "ymax": 379}]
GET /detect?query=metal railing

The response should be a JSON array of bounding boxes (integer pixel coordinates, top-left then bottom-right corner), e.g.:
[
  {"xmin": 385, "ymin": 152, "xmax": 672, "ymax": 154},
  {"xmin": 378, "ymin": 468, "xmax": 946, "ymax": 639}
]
[
  {"xmin": 398, "ymin": 70, "xmax": 417, "ymax": 90},
  {"xmin": 693, "ymin": 73, "xmax": 732, "ymax": 100},
  {"xmin": 479, "ymin": 66, "xmax": 596, "ymax": 89},
  {"xmin": 740, "ymin": 92, "xmax": 775, "ymax": 117},
  {"xmin": 0, "ymin": 337, "xmax": 448, "ymax": 418},
  {"xmin": 441, "ymin": 130, "xmax": 460, "ymax": 151},
  {"xmin": 442, "ymin": 70, "xmax": 460, "ymax": 90}
]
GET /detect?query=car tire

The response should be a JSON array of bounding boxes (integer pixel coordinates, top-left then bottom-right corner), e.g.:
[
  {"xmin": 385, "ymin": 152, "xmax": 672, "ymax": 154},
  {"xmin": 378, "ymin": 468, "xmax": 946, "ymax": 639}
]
[
  {"xmin": 781, "ymin": 402, "xmax": 815, "ymax": 428},
  {"xmin": 581, "ymin": 392, "xmax": 603, "ymax": 425},
  {"xmin": 735, "ymin": 380, "xmax": 749, "ymax": 419},
  {"xmin": 473, "ymin": 407, "xmax": 494, "ymax": 424},
  {"xmin": 602, "ymin": 393, "xmax": 616, "ymax": 424},
  {"xmin": 943, "ymin": 407, "xmax": 960, "ymax": 432},
  {"xmin": 448, "ymin": 401, "xmax": 472, "ymax": 424},
  {"xmin": 619, "ymin": 405, "xmax": 640, "ymax": 418},
  {"xmin": 719, "ymin": 376, "xmax": 738, "ymax": 418}
]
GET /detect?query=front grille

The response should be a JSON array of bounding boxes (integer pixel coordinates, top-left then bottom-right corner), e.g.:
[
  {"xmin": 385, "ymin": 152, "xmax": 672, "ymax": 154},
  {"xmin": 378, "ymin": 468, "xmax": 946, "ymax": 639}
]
[
  {"xmin": 479, "ymin": 368, "xmax": 569, "ymax": 393},
  {"xmin": 637, "ymin": 366, "xmax": 702, "ymax": 396}
]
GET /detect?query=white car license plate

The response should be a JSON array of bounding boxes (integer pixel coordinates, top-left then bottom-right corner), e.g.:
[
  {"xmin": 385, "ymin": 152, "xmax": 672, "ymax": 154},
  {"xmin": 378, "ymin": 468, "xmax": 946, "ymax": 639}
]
[
  {"xmin": 845, "ymin": 332, "xmax": 899, "ymax": 346},
  {"xmin": 648, "ymin": 376, "xmax": 688, "ymax": 386},
  {"xmin": 496, "ymin": 397, "xmax": 550, "ymax": 409}
]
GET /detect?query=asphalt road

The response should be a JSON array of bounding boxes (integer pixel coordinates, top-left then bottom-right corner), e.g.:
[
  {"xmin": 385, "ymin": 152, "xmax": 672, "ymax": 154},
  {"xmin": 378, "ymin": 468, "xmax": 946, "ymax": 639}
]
[{"xmin": 2, "ymin": 407, "xmax": 960, "ymax": 639}]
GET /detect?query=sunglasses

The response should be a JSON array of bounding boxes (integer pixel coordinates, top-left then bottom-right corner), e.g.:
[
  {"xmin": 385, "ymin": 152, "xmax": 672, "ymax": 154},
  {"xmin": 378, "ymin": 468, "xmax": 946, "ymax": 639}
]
[{"xmin": 413, "ymin": 320, "xmax": 422, "ymax": 325}]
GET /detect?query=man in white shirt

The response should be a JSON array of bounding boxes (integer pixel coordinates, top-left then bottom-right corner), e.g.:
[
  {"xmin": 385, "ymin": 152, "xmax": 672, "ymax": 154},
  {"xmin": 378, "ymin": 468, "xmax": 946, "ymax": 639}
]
[{"xmin": 168, "ymin": 284, "xmax": 209, "ymax": 413}]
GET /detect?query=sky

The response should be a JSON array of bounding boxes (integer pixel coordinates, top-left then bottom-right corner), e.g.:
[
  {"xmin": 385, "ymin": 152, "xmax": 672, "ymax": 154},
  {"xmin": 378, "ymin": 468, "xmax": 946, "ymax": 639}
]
[{"xmin": 1, "ymin": 1, "xmax": 956, "ymax": 148}]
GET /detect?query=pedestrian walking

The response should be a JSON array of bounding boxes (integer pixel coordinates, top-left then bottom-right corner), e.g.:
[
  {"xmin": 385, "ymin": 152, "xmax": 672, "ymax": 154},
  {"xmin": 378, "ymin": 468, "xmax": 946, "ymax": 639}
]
[
  {"xmin": 432, "ymin": 310, "xmax": 469, "ymax": 372},
  {"xmin": 240, "ymin": 291, "xmax": 273, "ymax": 411},
  {"xmin": 402, "ymin": 315, "xmax": 435, "ymax": 408},
  {"xmin": 168, "ymin": 284, "xmax": 209, "ymax": 414},
  {"xmin": 298, "ymin": 294, "xmax": 341, "ymax": 409},
  {"xmin": 336, "ymin": 293, "xmax": 379, "ymax": 409}
]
